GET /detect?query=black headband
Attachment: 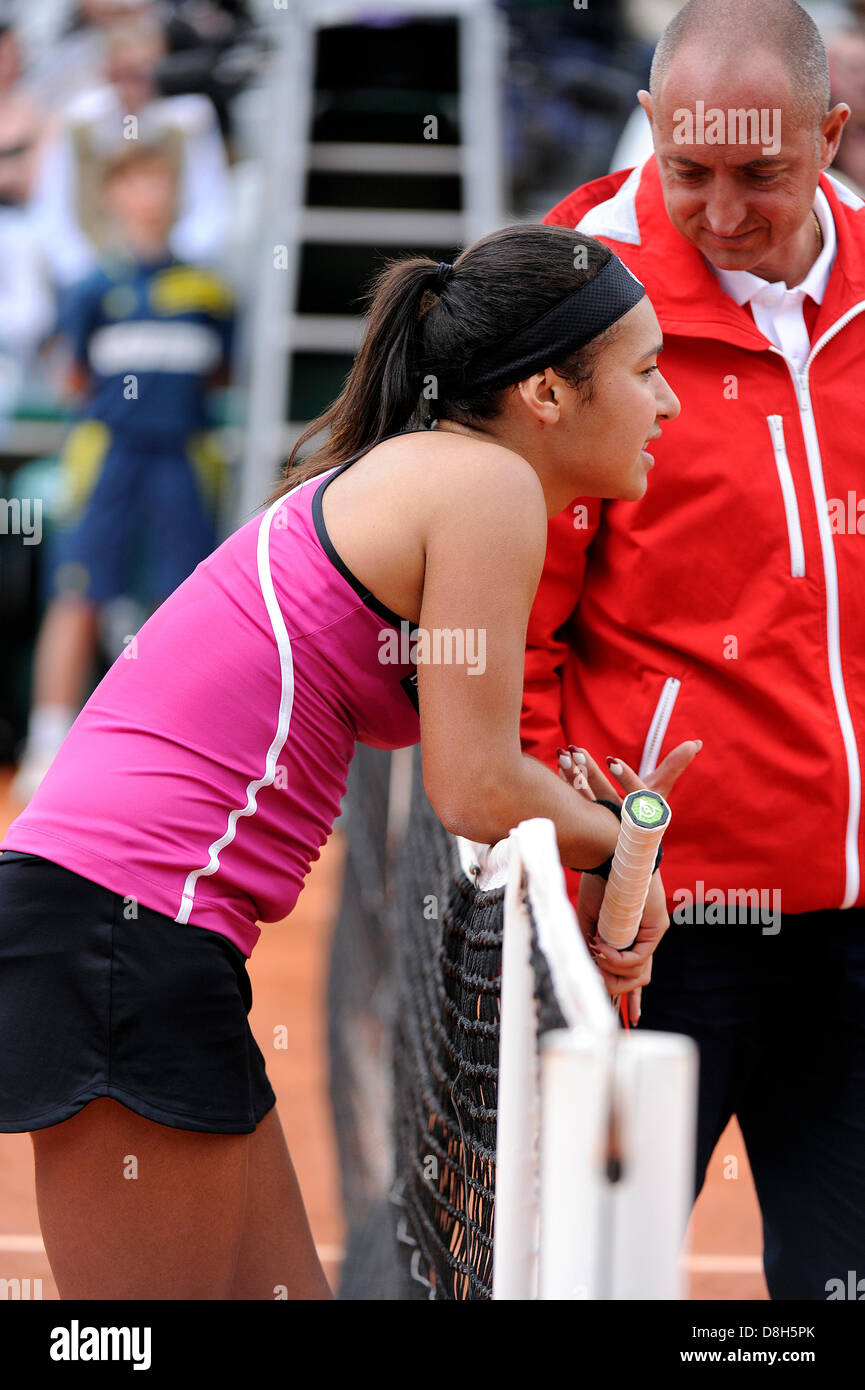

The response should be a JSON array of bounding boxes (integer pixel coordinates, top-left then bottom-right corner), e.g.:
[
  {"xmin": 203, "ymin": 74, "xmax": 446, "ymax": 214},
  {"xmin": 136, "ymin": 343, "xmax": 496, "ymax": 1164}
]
[{"xmin": 457, "ymin": 255, "xmax": 646, "ymax": 393}]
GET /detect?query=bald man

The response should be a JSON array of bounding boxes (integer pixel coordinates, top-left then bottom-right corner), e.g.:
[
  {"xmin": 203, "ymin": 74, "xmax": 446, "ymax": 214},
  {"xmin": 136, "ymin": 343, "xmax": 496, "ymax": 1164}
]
[{"xmin": 522, "ymin": 0, "xmax": 865, "ymax": 1300}]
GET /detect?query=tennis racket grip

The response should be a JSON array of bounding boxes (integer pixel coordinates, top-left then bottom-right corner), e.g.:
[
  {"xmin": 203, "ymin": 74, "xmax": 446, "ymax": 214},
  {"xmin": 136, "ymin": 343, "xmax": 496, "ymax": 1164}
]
[{"xmin": 596, "ymin": 790, "xmax": 671, "ymax": 950}]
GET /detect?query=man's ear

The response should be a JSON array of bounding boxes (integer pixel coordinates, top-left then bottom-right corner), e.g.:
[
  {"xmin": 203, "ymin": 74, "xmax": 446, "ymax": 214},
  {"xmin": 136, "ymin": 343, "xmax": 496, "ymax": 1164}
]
[
  {"xmin": 637, "ymin": 89, "xmax": 653, "ymax": 125},
  {"xmin": 820, "ymin": 102, "xmax": 851, "ymax": 170}
]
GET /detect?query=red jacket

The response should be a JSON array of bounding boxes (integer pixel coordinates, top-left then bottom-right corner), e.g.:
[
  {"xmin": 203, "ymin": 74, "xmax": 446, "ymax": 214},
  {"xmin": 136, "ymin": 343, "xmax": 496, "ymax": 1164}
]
[{"xmin": 521, "ymin": 155, "xmax": 865, "ymax": 914}]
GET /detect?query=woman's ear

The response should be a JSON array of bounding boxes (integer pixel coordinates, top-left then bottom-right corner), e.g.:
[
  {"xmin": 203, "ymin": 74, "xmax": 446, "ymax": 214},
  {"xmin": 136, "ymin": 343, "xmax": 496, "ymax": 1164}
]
[{"xmin": 516, "ymin": 370, "xmax": 562, "ymax": 425}]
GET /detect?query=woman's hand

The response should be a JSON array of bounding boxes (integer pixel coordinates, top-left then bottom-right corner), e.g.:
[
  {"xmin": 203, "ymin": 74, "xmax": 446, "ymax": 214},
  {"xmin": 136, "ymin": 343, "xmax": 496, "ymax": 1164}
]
[
  {"xmin": 640, "ymin": 739, "xmax": 703, "ymax": 801},
  {"xmin": 559, "ymin": 741, "xmax": 701, "ymax": 1024},
  {"xmin": 578, "ymin": 869, "xmax": 668, "ymax": 1024}
]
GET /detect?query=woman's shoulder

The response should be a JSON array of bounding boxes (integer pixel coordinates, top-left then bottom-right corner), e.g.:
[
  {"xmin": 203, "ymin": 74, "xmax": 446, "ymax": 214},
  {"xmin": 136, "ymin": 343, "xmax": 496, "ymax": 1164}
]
[
  {"xmin": 370, "ymin": 429, "xmax": 547, "ymax": 567},
  {"xmin": 375, "ymin": 428, "xmax": 543, "ymax": 507}
]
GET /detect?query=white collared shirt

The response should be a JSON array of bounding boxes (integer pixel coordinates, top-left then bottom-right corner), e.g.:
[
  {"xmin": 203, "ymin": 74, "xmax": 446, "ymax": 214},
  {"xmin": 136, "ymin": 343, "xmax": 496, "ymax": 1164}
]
[{"xmin": 709, "ymin": 186, "xmax": 836, "ymax": 371}]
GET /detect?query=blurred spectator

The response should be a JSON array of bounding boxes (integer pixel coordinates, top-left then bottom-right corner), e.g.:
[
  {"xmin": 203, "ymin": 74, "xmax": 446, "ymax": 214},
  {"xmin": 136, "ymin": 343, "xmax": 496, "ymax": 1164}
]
[
  {"xmin": 0, "ymin": 13, "xmax": 54, "ymax": 427},
  {"xmin": 30, "ymin": 14, "xmax": 230, "ymax": 288},
  {"xmin": 0, "ymin": 17, "xmax": 47, "ymax": 205},
  {"xmin": 496, "ymin": 0, "xmax": 643, "ymax": 215},
  {"xmin": 159, "ymin": 0, "xmax": 262, "ymax": 144},
  {"xmin": 624, "ymin": 0, "xmax": 851, "ymax": 44},
  {"xmin": 623, "ymin": 0, "xmax": 684, "ymax": 45},
  {"xmin": 0, "ymin": 211, "xmax": 54, "ymax": 431},
  {"xmin": 815, "ymin": 0, "xmax": 865, "ymax": 32},
  {"xmin": 22, "ymin": 1, "xmax": 261, "ymax": 132},
  {"xmin": 828, "ymin": 25, "xmax": 865, "ymax": 191},
  {"xmin": 11, "ymin": 143, "xmax": 234, "ymax": 804},
  {"xmin": 23, "ymin": 1, "xmax": 159, "ymax": 115}
]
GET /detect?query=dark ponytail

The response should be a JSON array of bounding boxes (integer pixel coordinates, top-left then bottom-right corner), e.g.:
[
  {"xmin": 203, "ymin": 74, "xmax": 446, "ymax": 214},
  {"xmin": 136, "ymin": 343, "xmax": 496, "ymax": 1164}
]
[{"xmin": 267, "ymin": 225, "xmax": 615, "ymax": 500}]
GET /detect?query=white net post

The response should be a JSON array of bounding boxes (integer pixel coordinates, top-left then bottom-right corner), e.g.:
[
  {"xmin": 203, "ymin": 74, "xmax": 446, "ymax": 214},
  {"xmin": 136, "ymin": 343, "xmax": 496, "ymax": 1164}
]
[
  {"xmin": 607, "ymin": 1032, "xmax": 698, "ymax": 1299},
  {"xmin": 538, "ymin": 1029, "xmax": 697, "ymax": 1299},
  {"xmin": 492, "ymin": 818, "xmax": 612, "ymax": 1300},
  {"xmin": 490, "ymin": 815, "xmax": 697, "ymax": 1301},
  {"xmin": 537, "ymin": 1031, "xmax": 610, "ymax": 1300}
]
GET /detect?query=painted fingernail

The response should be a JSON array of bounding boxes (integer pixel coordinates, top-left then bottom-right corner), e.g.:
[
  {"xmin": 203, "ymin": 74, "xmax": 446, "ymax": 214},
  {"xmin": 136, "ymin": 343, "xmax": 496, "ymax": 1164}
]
[
  {"xmin": 568, "ymin": 745, "xmax": 587, "ymax": 765},
  {"xmin": 606, "ymin": 758, "xmax": 623, "ymax": 775}
]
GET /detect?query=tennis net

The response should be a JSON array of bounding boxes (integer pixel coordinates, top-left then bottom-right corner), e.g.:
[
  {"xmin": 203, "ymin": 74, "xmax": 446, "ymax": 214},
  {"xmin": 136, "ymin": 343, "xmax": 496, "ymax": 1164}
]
[
  {"xmin": 387, "ymin": 757, "xmax": 566, "ymax": 1299},
  {"xmin": 328, "ymin": 744, "xmax": 697, "ymax": 1300}
]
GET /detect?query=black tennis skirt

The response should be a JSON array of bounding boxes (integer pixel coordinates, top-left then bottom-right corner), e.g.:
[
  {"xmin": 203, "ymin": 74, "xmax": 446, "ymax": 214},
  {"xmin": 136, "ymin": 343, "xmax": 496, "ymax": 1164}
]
[{"xmin": 0, "ymin": 850, "xmax": 276, "ymax": 1134}]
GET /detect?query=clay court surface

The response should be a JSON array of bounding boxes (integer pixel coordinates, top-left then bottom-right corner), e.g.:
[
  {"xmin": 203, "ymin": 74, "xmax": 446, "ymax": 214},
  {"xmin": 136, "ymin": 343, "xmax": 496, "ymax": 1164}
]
[{"xmin": 0, "ymin": 767, "xmax": 767, "ymax": 1300}]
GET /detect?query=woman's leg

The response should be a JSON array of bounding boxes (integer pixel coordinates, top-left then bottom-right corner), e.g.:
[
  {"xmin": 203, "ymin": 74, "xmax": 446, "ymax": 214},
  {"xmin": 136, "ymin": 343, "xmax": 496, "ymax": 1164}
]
[
  {"xmin": 228, "ymin": 1106, "xmax": 333, "ymax": 1300},
  {"xmin": 11, "ymin": 598, "xmax": 99, "ymax": 804},
  {"xmin": 32, "ymin": 1097, "xmax": 250, "ymax": 1300},
  {"xmin": 30, "ymin": 596, "xmax": 99, "ymax": 710}
]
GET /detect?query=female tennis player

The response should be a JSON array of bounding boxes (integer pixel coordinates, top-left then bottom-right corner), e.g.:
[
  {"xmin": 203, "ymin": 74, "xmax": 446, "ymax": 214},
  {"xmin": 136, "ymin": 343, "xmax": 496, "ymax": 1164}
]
[{"xmin": 0, "ymin": 223, "xmax": 697, "ymax": 1300}]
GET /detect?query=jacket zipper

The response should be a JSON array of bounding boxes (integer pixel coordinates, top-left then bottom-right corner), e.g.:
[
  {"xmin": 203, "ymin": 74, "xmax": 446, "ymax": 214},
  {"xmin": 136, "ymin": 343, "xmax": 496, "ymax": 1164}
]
[
  {"xmin": 639, "ymin": 677, "xmax": 681, "ymax": 778},
  {"xmin": 769, "ymin": 300, "xmax": 865, "ymax": 908},
  {"xmin": 766, "ymin": 415, "xmax": 806, "ymax": 577}
]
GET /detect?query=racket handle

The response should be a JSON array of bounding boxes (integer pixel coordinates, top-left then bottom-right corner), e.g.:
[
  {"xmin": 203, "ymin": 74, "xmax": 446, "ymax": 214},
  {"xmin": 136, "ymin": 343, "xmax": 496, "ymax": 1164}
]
[{"xmin": 597, "ymin": 789, "xmax": 671, "ymax": 950}]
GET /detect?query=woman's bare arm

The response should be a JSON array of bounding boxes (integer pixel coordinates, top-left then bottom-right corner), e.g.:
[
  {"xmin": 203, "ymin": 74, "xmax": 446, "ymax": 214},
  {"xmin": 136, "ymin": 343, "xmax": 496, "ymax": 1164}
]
[{"xmin": 415, "ymin": 442, "xmax": 620, "ymax": 871}]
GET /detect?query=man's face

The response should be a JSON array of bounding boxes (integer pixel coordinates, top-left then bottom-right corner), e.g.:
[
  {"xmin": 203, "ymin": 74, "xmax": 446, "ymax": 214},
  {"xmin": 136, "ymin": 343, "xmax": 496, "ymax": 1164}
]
[{"xmin": 642, "ymin": 49, "xmax": 846, "ymax": 280}]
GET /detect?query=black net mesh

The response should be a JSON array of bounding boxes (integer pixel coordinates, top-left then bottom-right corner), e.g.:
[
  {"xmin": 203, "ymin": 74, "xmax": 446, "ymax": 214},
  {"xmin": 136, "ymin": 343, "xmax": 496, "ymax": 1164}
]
[
  {"xmin": 390, "ymin": 798, "xmax": 502, "ymax": 1298},
  {"xmin": 388, "ymin": 747, "xmax": 566, "ymax": 1300},
  {"xmin": 328, "ymin": 744, "xmax": 567, "ymax": 1300}
]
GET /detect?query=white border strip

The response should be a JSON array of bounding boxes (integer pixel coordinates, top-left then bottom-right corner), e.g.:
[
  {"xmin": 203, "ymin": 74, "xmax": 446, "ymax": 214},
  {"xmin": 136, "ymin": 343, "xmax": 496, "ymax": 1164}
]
[
  {"xmin": 455, "ymin": 835, "xmax": 511, "ymax": 891},
  {"xmin": 175, "ymin": 480, "xmax": 309, "ymax": 923}
]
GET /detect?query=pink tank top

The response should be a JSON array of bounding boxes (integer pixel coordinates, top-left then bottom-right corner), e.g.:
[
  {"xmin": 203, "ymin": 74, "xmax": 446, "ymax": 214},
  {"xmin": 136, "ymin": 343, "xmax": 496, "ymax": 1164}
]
[{"xmin": 2, "ymin": 435, "xmax": 422, "ymax": 955}]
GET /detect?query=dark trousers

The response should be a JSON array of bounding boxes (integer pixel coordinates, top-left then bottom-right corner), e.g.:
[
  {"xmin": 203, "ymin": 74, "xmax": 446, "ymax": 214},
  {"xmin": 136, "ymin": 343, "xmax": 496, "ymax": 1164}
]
[{"xmin": 639, "ymin": 907, "xmax": 865, "ymax": 1300}]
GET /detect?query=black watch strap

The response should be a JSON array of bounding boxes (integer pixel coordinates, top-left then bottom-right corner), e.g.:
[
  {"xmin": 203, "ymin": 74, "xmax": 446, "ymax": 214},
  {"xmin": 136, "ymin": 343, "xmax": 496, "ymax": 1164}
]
[
  {"xmin": 581, "ymin": 799, "xmax": 621, "ymax": 879},
  {"xmin": 580, "ymin": 798, "xmax": 664, "ymax": 879}
]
